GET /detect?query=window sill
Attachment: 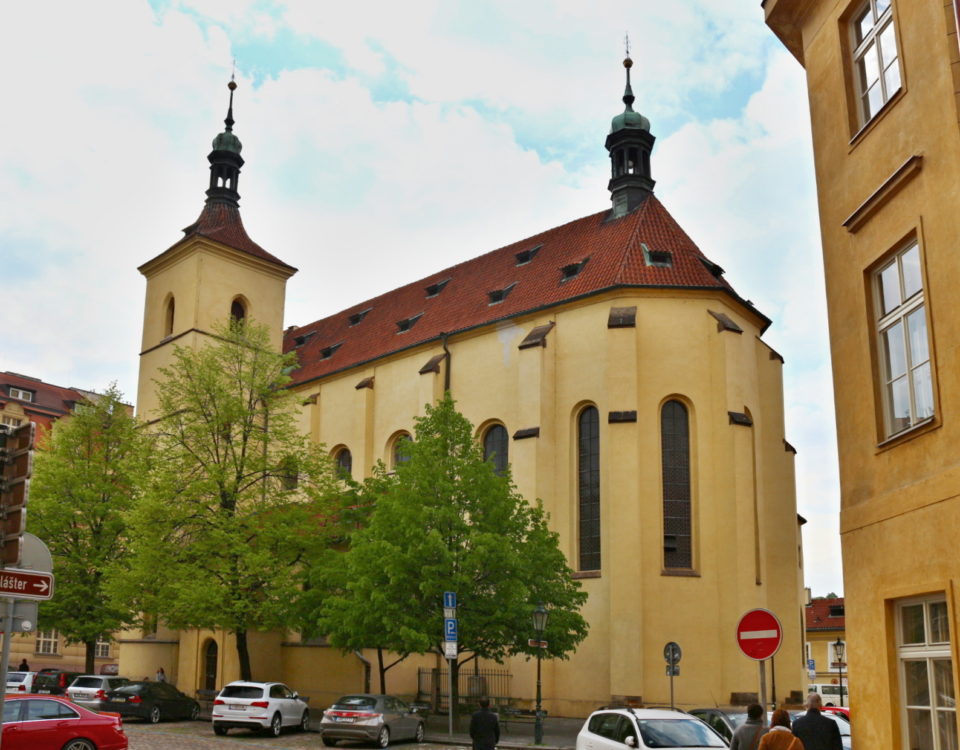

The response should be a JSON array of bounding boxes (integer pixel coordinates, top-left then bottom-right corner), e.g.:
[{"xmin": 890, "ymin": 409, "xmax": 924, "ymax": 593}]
[
  {"xmin": 848, "ymin": 86, "xmax": 905, "ymax": 152},
  {"xmin": 661, "ymin": 568, "xmax": 700, "ymax": 578},
  {"xmin": 572, "ymin": 570, "xmax": 601, "ymax": 580},
  {"xmin": 876, "ymin": 415, "xmax": 939, "ymax": 452}
]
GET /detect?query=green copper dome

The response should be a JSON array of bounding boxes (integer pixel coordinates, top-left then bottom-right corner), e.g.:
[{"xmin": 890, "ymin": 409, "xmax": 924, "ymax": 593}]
[
  {"xmin": 212, "ymin": 129, "xmax": 243, "ymax": 154},
  {"xmin": 610, "ymin": 56, "xmax": 650, "ymax": 133}
]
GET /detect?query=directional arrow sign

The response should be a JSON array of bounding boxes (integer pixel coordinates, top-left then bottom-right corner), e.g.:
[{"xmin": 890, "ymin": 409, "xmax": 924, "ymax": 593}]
[{"xmin": 0, "ymin": 568, "xmax": 54, "ymax": 601}]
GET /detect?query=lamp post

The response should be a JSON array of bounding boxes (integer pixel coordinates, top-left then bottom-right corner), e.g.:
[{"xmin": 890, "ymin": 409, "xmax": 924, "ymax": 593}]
[
  {"xmin": 833, "ymin": 638, "xmax": 845, "ymax": 708},
  {"xmin": 532, "ymin": 604, "xmax": 549, "ymax": 745}
]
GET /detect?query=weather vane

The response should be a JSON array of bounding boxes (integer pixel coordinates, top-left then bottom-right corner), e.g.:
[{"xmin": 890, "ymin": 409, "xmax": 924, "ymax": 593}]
[
  {"xmin": 231, "ymin": 58, "xmax": 236, "ymax": 83},
  {"xmin": 624, "ymin": 32, "xmax": 631, "ymax": 58}
]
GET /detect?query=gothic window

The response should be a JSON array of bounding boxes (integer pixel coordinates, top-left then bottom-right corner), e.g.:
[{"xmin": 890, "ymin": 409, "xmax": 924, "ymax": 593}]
[
  {"xmin": 578, "ymin": 406, "xmax": 600, "ymax": 571},
  {"xmin": 164, "ymin": 296, "xmax": 175, "ymax": 337},
  {"xmin": 483, "ymin": 425, "xmax": 509, "ymax": 476},
  {"xmin": 335, "ymin": 447, "xmax": 353, "ymax": 479},
  {"xmin": 392, "ymin": 434, "xmax": 412, "ymax": 468},
  {"xmin": 230, "ymin": 298, "xmax": 246, "ymax": 323},
  {"xmin": 662, "ymin": 400, "xmax": 692, "ymax": 569}
]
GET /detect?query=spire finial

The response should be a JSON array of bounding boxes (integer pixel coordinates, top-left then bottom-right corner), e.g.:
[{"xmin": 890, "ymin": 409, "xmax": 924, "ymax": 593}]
[
  {"xmin": 621, "ymin": 35, "xmax": 635, "ymax": 111},
  {"xmin": 225, "ymin": 65, "xmax": 237, "ymax": 132}
]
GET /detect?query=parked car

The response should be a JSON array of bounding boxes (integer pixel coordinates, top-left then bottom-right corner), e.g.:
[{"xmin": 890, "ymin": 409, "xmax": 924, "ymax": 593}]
[
  {"xmin": 320, "ymin": 694, "xmax": 425, "ymax": 747},
  {"xmin": 576, "ymin": 707, "xmax": 727, "ymax": 750},
  {"xmin": 101, "ymin": 681, "xmax": 200, "ymax": 723},
  {"xmin": 822, "ymin": 705, "xmax": 850, "ymax": 720},
  {"xmin": 32, "ymin": 668, "xmax": 83, "ymax": 696},
  {"xmin": 67, "ymin": 675, "xmax": 132, "ymax": 711},
  {"xmin": 2, "ymin": 694, "xmax": 127, "ymax": 750},
  {"xmin": 4, "ymin": 672, "xmax": 35, "ymax": 694},
  {"xmin": 688, "ymin": 707, "xmax": 750, "ymax": 744},
  {"xmin": 212, "ymin": 681, "xmax": 310, "ymax": 737}
]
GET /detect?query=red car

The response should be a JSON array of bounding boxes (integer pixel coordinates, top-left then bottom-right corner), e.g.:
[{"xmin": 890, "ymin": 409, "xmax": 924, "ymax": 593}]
[
  {"xmin": 822, "ymin": 705, "xmax": 850, "ymax": 720},
  {"xmin": 2, "ymin": 694, "xmax": 127, "ymax": 750}
]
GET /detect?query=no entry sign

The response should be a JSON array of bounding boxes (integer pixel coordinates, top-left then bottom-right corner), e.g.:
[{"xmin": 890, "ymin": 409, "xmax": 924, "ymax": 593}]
[{"xmin": 736, "ymin": 608, "xmax": 782, "ymax": 661}]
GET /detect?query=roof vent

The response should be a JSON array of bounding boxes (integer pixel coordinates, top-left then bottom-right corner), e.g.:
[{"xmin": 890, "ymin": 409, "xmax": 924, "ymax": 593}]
[
  {"xmin": 515, "ymin": 245, "xmax": 542, "ymax": 266},
  {"xmin": 293, "ymin": 331, "xmax": 316, "ymax": 347},
  {"xmin": 348, "ymin": 308, "xmax": 372, "ymax": 327},
  {"xmin": 396, "ymin": 313, "xmax": 424, "ymax": 333},
  {"xmin": 425, "ymin": 278, "xmax": 451, "ymax": 298},
  {"xmin": 560, "ymin": 258, "xmax": 589, "ymax": 283},
  {"xmin": 319, "ymin": 343, "xmax": 342, "ymax": 360},
  {"xmin": 641, "ymin": 243, "xmax": 672, "ymax": 268},
  {"xmin": 488, "ymin": 283, "xmax": 517, "ymax": 305}
]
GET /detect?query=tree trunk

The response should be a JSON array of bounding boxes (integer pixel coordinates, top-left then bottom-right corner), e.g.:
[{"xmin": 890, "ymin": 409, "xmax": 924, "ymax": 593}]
[
  {"xmin": 378, "ymin": 648, "xmax": 387, "ymax": 693},
  {"xmin": 236, "ymin": 628, "xmax": 252, "ymax": 681},
  {"xmin": 84, "ymin": 640, "xmax": 96, "ymax": 675}
]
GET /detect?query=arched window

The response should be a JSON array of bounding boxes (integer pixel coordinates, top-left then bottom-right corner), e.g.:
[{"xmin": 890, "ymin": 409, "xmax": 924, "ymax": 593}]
[
  {"xmin": 230, "ymin": 298, "xmax": 246, "ymax": 323},
  {"xmin": 578, "ymin": 406, "xmax": 600, "ymax": 571},
  {"xmin": 483, "ymin": 425, "xmax": 509, "ymax": 476},
  {"xmin": 203, "ymin": 640, "xmax": 218, "ymax": 691},
  {"xmin": 335, "ymin": 448, "xmax": 353, "ymax": 479},
  {"xmin": 392, "ymin": 434, "xmax": 412, "ymax": 468},
  {"xmin": 661, "ymin": 400, "xmax": 692, "ymax": 569},
  {"xmin": 164, "ymin": 296, "xmax": 175, "ymax": 337}
]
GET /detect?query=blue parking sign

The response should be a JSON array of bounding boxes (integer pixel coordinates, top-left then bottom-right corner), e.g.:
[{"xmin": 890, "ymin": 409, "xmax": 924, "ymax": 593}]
[{"xmin": 445, "ymin": 618, "xmax": 458, "ymax": 641}]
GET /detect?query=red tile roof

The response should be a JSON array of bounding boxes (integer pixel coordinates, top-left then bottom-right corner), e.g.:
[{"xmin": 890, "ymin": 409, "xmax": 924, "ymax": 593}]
[
  {"xmin": 284, "ymin": 195, "xmax": 768, "ymax": 387},
  {"xmin": 806, "ymin": 597, "xmax": 845, "ymax": 631},
  {"xmin": 156, "ymin": 202, "xmax": 297, "ymax": 272}
]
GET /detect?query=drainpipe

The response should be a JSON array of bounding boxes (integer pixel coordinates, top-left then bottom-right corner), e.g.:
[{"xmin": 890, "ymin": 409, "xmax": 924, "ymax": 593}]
[
  {"xmin": 441, "ymin": 333, "xmax": 451, "ymax": 394},
  {"xmin": 354, "ymin": 651, "xmax": 371, "ymax": 693}
]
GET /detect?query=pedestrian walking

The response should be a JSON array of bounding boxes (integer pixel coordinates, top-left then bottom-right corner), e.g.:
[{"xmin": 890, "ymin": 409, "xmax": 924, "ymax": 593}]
[
  {"xmin": 469, "ymin": 697, "xmax": 500, "ymax": 750},
  {"xmin": 731, "ymin": 703, "xmax": 766, "ymax": 750},
  {"xmin": 791, "ymin": 693, "xmax": 843, "ymax": 750},
  {"xmin": 156, "ymin": 667, "xmax": 167, "ymax": 682},
  {"xmin": 757, "ymin": 709, "xmax": 803, "ymax": 750},
  {"xmin": 17, "ymin": 659, "xmax": 29, "ymax": 671}
]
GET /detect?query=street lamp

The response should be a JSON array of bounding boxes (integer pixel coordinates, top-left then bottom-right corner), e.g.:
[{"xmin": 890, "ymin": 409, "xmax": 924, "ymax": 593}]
[
  {"xmin": 532, "ymin": 603, "xmax": 549, "ymax": 745},
  {"xmin": 833, "ymin": 638, "xmax": 845, "ymax": 708}
]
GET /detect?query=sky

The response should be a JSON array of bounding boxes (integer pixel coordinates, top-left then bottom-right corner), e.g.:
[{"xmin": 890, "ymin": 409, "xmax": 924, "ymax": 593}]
[{"xmin": 0, "ymin": 0, "xmax": 843, "ymax": 596}]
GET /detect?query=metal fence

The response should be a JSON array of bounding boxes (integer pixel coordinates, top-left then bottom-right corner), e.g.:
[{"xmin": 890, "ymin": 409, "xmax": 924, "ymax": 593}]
[{"xmin": 417, "ymin": 667, "xmax": 512, "ymax": 711}]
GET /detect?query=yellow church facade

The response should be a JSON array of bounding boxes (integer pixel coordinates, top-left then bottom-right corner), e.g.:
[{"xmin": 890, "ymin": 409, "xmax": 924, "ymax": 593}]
[
  {"xmin": 766, "ymin": 0, "xmax": 960, "ymax": 746},
  {"xmin": 122, "ymin": 62, "xmax": 807, "ymax": 716}
]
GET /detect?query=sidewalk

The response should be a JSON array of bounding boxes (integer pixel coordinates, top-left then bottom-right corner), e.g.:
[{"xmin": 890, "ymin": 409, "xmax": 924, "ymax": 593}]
[{"xmin": 422, "ymin": 712, "xmax": 581, "ymax": 750}]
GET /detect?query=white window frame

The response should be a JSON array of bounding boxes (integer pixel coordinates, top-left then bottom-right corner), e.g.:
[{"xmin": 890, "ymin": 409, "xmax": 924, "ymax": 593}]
[
  {"xmin": 35, "ymin": 629, "xmax": 59, "ymax": 655},
  {"xmin": 1, "ymin": 416, "xmax": 22, "ymax": 427},
  {"xmin": 8, "ymin": 388, "xmax": 32, "ymax": 403},
  {"xmin": 896, "ymin": 595, "xmax": 957, "ymax": 750},
  {"xmin": 850, "ymin": 0, "xmax": 901, "ymax": 125},
  {"xmin": 874, "ymin": 241, "xmax": 933, "ymax": 438},
  {"xmin": 94, "ymin": 634, "xmax": 111, "ymax": 659}
]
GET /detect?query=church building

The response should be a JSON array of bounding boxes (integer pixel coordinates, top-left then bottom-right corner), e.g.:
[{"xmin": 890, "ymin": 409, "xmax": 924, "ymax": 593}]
[{"xmin": 123, "ymin": 59, "xmax": 807, "ymax": 715}]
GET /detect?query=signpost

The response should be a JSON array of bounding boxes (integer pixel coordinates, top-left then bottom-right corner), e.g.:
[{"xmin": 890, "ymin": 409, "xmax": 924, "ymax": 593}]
[
  {"xmin": 736, "ymin": 609, "xmax": 783, "ymax": 721},
  {"xmin": 443, "ymin": 592, "xmax": 457, "ymax": 736},
  {"xmin": 663, "ymin": 641, "xmax": 682, "ymax": 709}
]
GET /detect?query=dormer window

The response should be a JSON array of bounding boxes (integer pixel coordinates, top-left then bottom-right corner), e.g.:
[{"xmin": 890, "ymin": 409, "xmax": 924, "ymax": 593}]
[
  {"xmin": 348, "ymin": 308, "xmax": 372, "ymax": 327},
  {"xmin": 319, "ymin": 343, "xmax": 342, "ymax": 360},
  {"xmin": 396, "ymin": 313, "xmax": 424, "ymax": 333},
  {"xmin": 293, "ymin": 331, "xmax": 316, "ymax": 348},
  {"xmin": 425, "ymin": 279, "xmax": 451, "ymax": 298},
  {"xmin": 8, "ymin": 387, "xmax": 33, "ymax": 403},
  {"xmin": 487, "ymin": 283, "xmax": 517, "ymax": 305},
  {"xmin": 641, "ymin": 243, "xmax": 673, "ymax": 268},
  {"xmin": 515, "ymin": 245, "xmax": 542, "ymax": 266},
  {"xmin": 560, "ymin": 258, "xmax": 589, "ymax": 283}
]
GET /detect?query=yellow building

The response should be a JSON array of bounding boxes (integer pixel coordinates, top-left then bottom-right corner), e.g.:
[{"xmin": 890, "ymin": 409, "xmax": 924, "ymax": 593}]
[
  {"xmin": 804, "ymin": 597, "xmax": 848, "ymax": 705},
  {"xmin": 765, "ymin": 0, "xmax": 960, "ymax": 746},
  {"xmin": 124, "ymin": 62, "xmax": 807, "ymax": 715}
]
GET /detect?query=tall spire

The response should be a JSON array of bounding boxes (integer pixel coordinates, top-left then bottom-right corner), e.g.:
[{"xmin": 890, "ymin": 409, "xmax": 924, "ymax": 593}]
[
  {"xmin": 605, "ymin": 44, "xmax": 655, "ymax": 218},
  {"xmin": 206, "ymin": 77, "xmax": 244, "ymax": 207}
]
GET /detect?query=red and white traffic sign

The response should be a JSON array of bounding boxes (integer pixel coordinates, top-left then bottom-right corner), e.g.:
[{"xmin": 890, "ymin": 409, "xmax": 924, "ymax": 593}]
[
  {"xmin": 736, "ymin": 608, "xmax": 782, "ymax": 661},
  {"xmin": 0, "ymin": 568, "xmax": 54, "ymax": 601}
]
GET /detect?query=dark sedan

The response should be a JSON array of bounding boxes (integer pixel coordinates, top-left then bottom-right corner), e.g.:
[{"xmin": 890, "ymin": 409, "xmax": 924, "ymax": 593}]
[{"xmin": 102, "ymin": 681, "xmax": 200, "ymax": 724}]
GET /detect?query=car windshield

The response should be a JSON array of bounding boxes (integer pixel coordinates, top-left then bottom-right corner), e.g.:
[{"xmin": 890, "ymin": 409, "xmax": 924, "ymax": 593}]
[
  {"xmin": 334, "ymin": 696, "xmax": 377, "ymax": 709},
  {"xmin": 6, "ymin": 674, "xmax": 27, "ymax": 683},
  {"xmin": 636, "ymin": 718, "xmax": 727, "ymax": 748},
  {"xmin": 724, "ymin": 712, "xmax": 749, "ymax": 728},
  {"xmin": 72, "ymin": 678, "xmax": 103, "ymax": 688},
  {"xmin": 112, "ymin": 683, "xmax": 148, "ymax": 695},
  {"xmin": 221, "ymin": 685, "xmax": 264, "ymax": 699}
]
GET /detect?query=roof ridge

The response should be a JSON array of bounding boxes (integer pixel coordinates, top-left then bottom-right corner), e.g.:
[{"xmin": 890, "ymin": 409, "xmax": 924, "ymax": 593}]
[{"xmin": 612, "ymin": 199, "xmax": 651, "ymax": 285}]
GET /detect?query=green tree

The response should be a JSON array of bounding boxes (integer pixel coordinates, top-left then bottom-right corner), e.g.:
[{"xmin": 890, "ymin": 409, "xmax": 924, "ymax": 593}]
[
  {"xmin": 117, "ymin": 321, "xmax": 343, "ymax": 681},
  {"xmin": 315, "ymin": 394, "xmax": 588, "ymax": 704},
  {"xmin": 30, "ymin": 384, "xmax": 149, "ymax": 673}
]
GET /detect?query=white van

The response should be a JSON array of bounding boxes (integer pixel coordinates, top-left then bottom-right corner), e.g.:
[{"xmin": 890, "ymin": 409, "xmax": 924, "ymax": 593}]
[{"xmin": 808, "ymin": 683, "xmax": 848, "ymax": 706}]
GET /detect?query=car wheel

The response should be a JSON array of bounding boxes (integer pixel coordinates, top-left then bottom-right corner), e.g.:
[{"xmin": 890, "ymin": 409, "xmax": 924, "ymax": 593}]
[
  {"xmin": 268, "ymin": 712, "xmax": 283, "ymax": 737},
  {"xmin": 300, "ymin": 710, "xmax": 310, "ymax": 732},
  {"xmin": 61, "ymin": 741, "xmax": 95, "ymax": 750},
  {"xmin": 149, "ymin": 705, "xmax": 161, "ymax": 724},
  {"xmin": 190, "ymin": 704, "xmax": 201, "ymax": 721},
  {"xmin": 214, "ymin": 725, "xmax": 229, "ymax": 736},
  {"xmin": 414, "ymin": 722, "xmax": 424, "ymax": 743},
  {"xmin": 377, "ymin": 726, "xmax": 390, "ymax": 748},
  {"xmin": 322, "ymin": 737, "xmax": 339, "ymax": 747}
]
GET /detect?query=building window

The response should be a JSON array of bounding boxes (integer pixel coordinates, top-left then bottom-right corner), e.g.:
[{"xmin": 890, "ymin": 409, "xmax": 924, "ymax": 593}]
[
  {"xmin": 392, "ymin": 434, "xmax": 412, "ymax": 468},
  {"xmin": 483, "ymin": 425, "xmax": 509, "ymax": 476},
  {"xmin": 874, "ymin": 241, "xmax": 933, "ymax": 438},
  {"xmin": 897, "ymin": 596, "xmax": 956, "ymax": 750},
  {"xmin": 662, "ymin": 400, "xmax": 692, "ymax": 569},
  {"xmin": 94, "ymin": 634, "xmax": 111, "ymax": 659},
  {"xmin": 1, "ymin": 416, "xmax": 22, "ymax": 427},
  {"xmin": 164, "ymin": 296, "xmax": 175, "ymax": 337},
  {"xmin": 36, "ymin": 629, "xmax": 60, "ymax": 655},
  {"xmin": 230, "ymin": 298, "xmax": 246, "ymax": 323},
  {"xmin": 851, "ymin": 0, "xmax": 900, "ymax": 125},
  {"xmin": 8, "ymin": 388, "xmax": 32, "ymax": 402},
  {"xmin": 578, "ymin": 406, "xmax": 600, "ymax": 571},
  {"xmin": 335, "ymin": 448, "xmax": 353, "ymax": 479}
]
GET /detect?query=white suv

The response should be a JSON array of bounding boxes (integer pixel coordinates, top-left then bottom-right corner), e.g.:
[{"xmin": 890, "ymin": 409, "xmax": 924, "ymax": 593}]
[
  {"xmin": 576, "ymin": 707, "xmax": 727, "ymax": 750},
  {"xmin": 212, "ymin": 681, "xmax": 310, "ymax": 737}
]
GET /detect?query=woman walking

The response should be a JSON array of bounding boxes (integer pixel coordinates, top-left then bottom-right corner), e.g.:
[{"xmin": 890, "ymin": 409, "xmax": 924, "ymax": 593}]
[{"xmin": 758, "ymin": 709, "xmax": 804, "ymax": 750}]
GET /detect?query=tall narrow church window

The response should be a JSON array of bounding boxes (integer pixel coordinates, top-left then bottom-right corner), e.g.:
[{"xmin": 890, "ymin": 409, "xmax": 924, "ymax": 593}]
[
  {"xmin": 392, "ymin": 434, "xmax": 412, "ymax": 468},
  {"xmin": 164, "ymin": 296, "xmax": 175, "ymax": 337},
  {"xmin": 231, "ymin": 298, "xmax": 246, "ymax": 323},
  {"xmin": 483, "ymin": 425, "xmax": 509, "ymax": 476},
  {"xmin": 335, "ymin": 448, "xmax": 353, "ymax": 479},
  {"xmin": 578, "ymin": 406, "xmax": 600, "ymax": 571},
  {"xmin": 661, "ymin": 400, "xmax": 692, "ymax": 569}
]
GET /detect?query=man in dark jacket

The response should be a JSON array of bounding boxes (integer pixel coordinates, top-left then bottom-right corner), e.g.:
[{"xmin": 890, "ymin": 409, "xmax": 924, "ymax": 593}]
[
  {"xmin": 791, "ymin": 693, "xmax": 843, "ymax": 750},
  {"xmin": 469, "ymin": 697, "xmax": 500, "ymax": 750}
]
